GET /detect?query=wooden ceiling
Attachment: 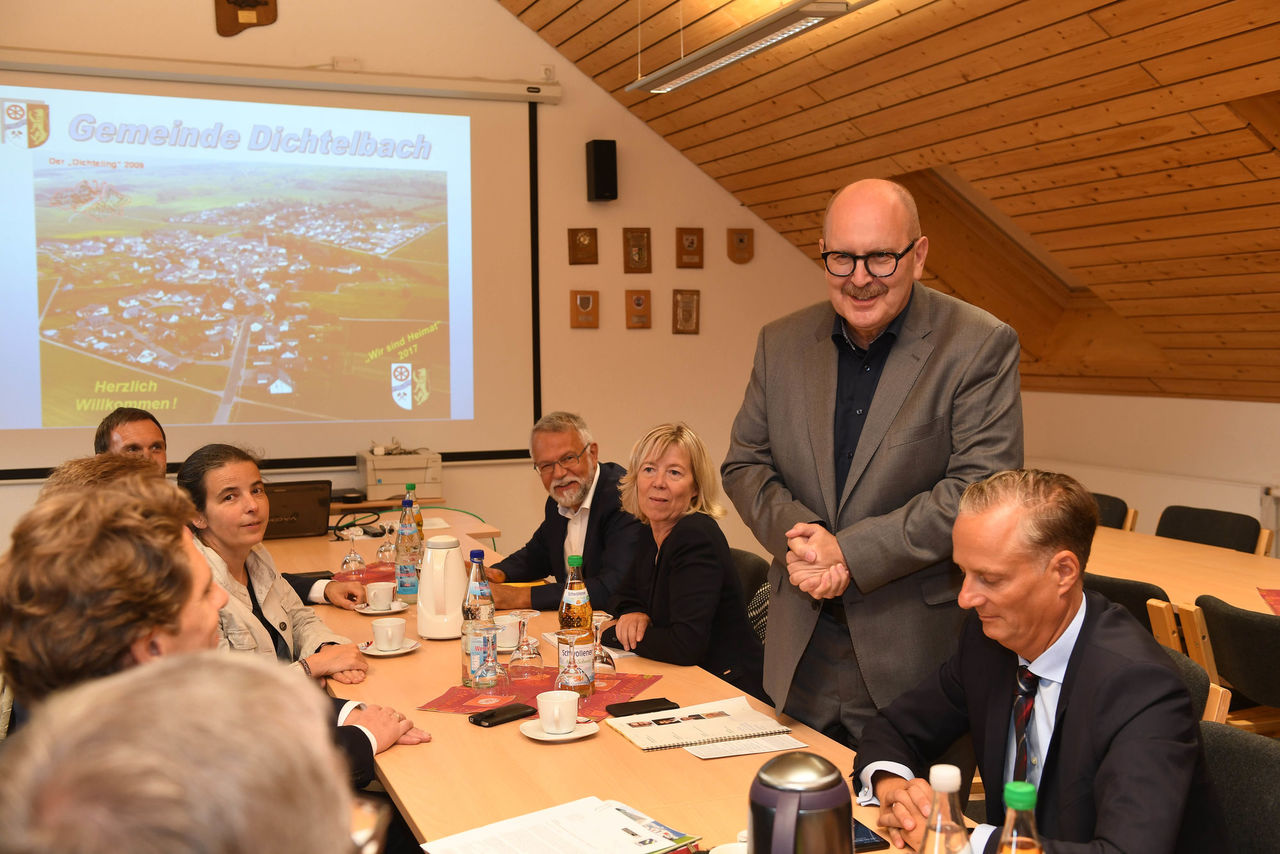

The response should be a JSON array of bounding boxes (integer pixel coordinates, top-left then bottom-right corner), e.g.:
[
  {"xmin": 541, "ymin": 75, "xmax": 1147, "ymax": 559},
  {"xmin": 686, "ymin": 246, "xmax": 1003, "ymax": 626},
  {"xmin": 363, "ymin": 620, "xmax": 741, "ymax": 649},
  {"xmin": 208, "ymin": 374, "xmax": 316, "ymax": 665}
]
[{"xmin": 499, "ymin": 0, "xmax": 1280, "ymax": 402}]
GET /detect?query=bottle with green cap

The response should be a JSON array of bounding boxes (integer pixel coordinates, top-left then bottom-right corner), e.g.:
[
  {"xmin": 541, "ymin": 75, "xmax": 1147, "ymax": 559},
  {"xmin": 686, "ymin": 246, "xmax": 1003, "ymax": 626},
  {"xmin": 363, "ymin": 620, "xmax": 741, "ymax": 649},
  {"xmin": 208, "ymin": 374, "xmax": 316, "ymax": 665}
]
[
  {"xmin": 919, "ymin": 764, "xmax": 972, "ymax": 853},
  {"xmin": 998, "ymin": 781, "xmax": 1042, "ymax": 853},
  {"xmin": 403, "ymin": 482, "xmax": 423, "ymax": 536}
]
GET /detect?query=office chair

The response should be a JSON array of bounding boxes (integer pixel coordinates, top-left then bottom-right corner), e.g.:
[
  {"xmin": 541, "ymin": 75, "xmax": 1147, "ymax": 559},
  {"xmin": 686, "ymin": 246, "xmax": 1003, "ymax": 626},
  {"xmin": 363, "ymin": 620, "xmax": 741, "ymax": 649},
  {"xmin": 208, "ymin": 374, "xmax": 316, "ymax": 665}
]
[
  {"xmin": 1155, "ymin": 505, "xmax": 1271, "ymax": 555},
  {"xmin": 1177, "ymin": 595, "xmax": 1280, "ymax": 735},
  {"xmin": 729, "ymin": 548, "xmax": 769, "ymax": 602},
  {"xmin": 747, "ymin": 581, "xmax": 769, "ymax": 646},
  {"xmin": 1092, "ymin": 492, "xmax": 1137, "ymax": 531},
  {"xmin": 1197, "ymin": 721, "xmax": 1280, "ymax": 854},
  {"xmin": 1082, "ymin": 572, "xmax": 1169, "ymax": 634}
]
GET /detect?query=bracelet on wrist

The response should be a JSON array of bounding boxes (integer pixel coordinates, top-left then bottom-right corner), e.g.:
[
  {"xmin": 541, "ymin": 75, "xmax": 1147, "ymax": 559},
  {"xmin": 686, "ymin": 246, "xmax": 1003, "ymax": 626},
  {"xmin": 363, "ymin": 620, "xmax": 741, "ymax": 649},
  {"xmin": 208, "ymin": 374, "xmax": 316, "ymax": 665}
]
[{"xmin": 299, "ymin": 657, "xmax": 313, "ymax": 678}]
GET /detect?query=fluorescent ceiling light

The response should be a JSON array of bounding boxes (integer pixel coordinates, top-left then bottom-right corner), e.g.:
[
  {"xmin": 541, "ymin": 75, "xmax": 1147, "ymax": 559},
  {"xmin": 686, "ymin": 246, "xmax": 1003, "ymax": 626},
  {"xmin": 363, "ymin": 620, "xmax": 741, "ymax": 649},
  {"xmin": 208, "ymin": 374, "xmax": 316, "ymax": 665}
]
[{"xmin": 626, "ymin": 1, "xmax": 864, "ymax": 94}]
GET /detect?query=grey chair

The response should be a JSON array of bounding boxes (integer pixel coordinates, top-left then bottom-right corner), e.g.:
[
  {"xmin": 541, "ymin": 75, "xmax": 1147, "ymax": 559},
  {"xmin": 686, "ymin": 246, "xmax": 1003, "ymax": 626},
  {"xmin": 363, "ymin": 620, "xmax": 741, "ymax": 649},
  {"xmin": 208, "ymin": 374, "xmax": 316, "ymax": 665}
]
[
  {"xmin": 730, "ymin": 549, "xmax": 770, "ymax": 646},
  {"xmin": 1155, "ymin": 505, "xmax": 1270, "ymax": 555},
  {"xmin": 1082, "ymin": 571, "xmax": 1169, "ymax": 634},
  {"xmin": 746, "ymin": 581, "xmax": 769, "ymax": 645},
  {"xmin": 1092, "ymin": 492, "xmax": 1136, "ymax": 531},
  {"xmin": 729, "ymin": 548, "xmax": 769, "ymax": 602},
  {"xmin": 1195, "ymin": 595, "xmax": 1280, "ymax": 709},
  {"xmin": 1198, "ymin": 721, "xmax": 1280, "ymax": 854}
]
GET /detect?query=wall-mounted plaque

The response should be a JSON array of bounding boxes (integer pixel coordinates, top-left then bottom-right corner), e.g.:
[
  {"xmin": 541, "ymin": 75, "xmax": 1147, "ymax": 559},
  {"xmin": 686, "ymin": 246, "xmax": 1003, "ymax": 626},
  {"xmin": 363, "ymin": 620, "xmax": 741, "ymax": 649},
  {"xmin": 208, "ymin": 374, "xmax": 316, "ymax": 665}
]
[
  {"xmin": 570, "ymin": 290, "xmax": 599, "ymax": 329},
  {"xmin": 627, "ymin": 286, "xmax": 655, "ymax": 327},
  {"xmin": 568, "ymin": 228, "xmax": 598, "ymax": 265},
  {"xmin": 215, "ymin": 0, "xmax": 278, "ymax": 36},
  {"xmin": 625, "ymin": 290, "xmax": 652, "ymax": 329},
  {"xmin": 673, "ymin": 289, "xmax": 700, "ymax": 335},
  {"xmin": 676, "ymin": 227, "xmax": 704, "ymax": 268},
  {"xmin": 727, "ymin": 228, "xmax": 754, "ymax": 264},
  {"xmin": 623, "ymin": 227, "xmax": 652, "ymax": 273}
]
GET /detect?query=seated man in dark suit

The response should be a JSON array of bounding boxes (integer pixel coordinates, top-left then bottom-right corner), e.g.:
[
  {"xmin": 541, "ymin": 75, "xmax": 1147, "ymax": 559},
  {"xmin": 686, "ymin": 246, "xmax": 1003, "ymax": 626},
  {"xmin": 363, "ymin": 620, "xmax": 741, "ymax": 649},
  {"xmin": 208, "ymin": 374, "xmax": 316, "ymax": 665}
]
[
  {"xmin": 485, "ymin": 411, "xmax": 645, "ymax": 612},
  {"xmin": 92, "ymin": 407, "xmax": 366, "ymax": 610},
  {"xmin": 854, "ymin": 469, "xmax": 1220, "ymax": 853},
  {"xmin": 0, "ymin": 462, "xmax": 427, "ymax": 788}
]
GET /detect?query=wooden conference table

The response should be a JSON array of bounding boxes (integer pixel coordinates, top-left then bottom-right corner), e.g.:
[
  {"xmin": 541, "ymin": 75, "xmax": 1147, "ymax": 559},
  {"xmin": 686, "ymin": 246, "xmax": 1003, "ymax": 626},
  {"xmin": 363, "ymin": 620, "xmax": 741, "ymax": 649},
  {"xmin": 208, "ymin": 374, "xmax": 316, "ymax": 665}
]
[
  {"xmin": 1087, "ymin": 526, "xmax": 1278, "ymax": 614},
  {"xmin": 272, "ymin": 521, "xmax": 886, "ymax": 848}
]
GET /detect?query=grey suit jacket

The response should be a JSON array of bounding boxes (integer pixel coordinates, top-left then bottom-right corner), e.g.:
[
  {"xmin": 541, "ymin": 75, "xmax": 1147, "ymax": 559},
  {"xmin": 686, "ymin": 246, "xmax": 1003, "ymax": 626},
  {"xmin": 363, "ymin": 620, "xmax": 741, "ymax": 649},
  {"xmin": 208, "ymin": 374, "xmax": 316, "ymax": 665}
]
[{"xmin": 721, "ymin": 284, "xmax": 1023, "ymax": 713}]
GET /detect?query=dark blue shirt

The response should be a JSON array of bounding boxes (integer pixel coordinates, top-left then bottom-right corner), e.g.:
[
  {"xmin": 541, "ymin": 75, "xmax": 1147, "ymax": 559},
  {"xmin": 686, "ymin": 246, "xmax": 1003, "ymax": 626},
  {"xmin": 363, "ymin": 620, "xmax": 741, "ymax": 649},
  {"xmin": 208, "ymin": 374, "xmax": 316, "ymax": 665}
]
[{"xmin": 831, "ymin": 291, "xmax": 913, "ymax": 499}]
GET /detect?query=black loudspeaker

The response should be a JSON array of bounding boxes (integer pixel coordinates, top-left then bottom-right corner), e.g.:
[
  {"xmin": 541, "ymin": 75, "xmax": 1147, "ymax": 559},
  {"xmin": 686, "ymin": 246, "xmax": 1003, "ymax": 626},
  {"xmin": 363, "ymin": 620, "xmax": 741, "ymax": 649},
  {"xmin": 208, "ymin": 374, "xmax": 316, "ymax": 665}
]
[{"xmin": 586, "ymin": 139, "xmax": 617, "ymax": 201}]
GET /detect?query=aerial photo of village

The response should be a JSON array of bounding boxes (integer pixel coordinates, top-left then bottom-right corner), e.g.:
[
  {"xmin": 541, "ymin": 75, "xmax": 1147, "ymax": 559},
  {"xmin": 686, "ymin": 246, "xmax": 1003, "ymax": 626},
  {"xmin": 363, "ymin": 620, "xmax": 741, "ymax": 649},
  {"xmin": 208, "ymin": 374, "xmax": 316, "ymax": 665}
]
[{"xmin": 34, "ymin": 162, "xmax": 452, "ymax": 426}]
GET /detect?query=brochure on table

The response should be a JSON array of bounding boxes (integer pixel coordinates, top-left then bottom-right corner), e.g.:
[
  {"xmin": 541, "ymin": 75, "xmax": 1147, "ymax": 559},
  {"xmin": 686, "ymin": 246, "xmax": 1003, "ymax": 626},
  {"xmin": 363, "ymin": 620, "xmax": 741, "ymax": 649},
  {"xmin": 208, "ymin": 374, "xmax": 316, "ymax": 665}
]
[{"xmin": 421, "ymin": 796, "xmax": 699, "ymax": 854}]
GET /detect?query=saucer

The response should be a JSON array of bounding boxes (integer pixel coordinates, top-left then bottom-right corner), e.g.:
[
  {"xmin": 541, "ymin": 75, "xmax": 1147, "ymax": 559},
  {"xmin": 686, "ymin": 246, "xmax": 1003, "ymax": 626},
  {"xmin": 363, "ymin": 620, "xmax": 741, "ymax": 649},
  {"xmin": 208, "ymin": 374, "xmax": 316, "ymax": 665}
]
[
  {"xmin": 519, "ymin": 719, "xmax": 599, "ymax": 743},
  {"xmin": 355, "ymin": 601, "xmax": 408, "ymax": 615},
  {"xmin": 358, "ymin": 639, "xmax": 421, "ymax": 657}
]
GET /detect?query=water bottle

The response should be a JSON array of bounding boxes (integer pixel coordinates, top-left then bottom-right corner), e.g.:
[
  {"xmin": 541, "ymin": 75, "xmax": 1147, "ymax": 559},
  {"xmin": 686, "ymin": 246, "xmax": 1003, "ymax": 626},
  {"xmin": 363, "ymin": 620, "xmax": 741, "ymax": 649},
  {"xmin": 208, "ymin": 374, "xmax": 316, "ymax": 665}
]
[
  {"xmin": 393, "ymin": 498, "xmax": 421, "ymax": 604},
  {"xmin": 997, "ymin": 781, "xmax": 1042, "ymax": 853},
  {"xmin": 404, "ymin": 482, "xmax": 423, "ymax": 536},
  {"xmin": 918, "ymin": 764, "xmax": 972, "ymax": 854},
  {"xmin": 460, "ymin": 548, "xmax": 495, "ymax": 686}
]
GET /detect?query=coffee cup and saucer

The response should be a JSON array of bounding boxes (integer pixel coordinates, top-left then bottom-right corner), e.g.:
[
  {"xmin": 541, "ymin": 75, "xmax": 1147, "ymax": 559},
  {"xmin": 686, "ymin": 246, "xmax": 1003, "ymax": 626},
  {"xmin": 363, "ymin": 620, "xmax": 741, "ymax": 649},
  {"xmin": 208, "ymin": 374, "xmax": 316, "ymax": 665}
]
[{"xmin": 519, "ymin": 690, "xmax": 598, "ymax": 742}]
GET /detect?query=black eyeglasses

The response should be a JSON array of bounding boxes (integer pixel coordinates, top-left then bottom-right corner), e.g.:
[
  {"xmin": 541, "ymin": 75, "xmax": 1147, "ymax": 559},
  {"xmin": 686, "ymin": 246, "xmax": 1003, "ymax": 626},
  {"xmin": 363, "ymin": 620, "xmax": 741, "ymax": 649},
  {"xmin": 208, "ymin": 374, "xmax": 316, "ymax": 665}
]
[
  {"xmin": 532, "ymin": 445, "xmax": 589, "ymax": 475},
  {"xmin": 821, "ymin": 238, "xmax": 918, "ymax": 278}
]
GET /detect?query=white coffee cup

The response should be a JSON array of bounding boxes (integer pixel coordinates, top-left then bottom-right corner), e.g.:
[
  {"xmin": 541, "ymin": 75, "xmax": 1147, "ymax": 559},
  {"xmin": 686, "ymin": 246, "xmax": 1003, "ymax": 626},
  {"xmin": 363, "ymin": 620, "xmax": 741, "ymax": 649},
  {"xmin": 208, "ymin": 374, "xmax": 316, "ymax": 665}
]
[
  {"xmin": 495, "ymin": 613, "xmax": 521, "ymax": 648},
  {"xmin": 366, "ymin": 581, "xmax": 395, "ymax": 611},
  {"xmin": 536, "ymin": 690, "xmax": 579, "ymax": 735},
  {"xmin": 371, "ymin": 617, "xmax": 406, "ymax": 651}
]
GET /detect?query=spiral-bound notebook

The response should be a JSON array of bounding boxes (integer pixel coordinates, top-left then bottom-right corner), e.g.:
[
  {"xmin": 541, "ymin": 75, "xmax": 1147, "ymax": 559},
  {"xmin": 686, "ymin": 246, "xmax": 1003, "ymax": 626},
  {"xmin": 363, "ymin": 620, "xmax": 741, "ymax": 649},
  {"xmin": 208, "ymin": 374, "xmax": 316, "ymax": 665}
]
[{"xmin": 605, "ymin": 696, "xmax": 790, "ymax": 751}]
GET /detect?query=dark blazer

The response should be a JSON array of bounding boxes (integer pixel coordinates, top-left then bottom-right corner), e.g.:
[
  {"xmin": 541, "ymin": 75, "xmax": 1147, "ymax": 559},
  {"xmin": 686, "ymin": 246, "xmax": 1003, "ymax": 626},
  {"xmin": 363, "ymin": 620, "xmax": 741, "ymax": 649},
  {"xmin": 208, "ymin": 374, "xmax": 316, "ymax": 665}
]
[
  {"xmin": 330, "ymin": 695, "xmax": 376, "ymax": 789},
  {"xmin": 604, "ymin": 512, "xmax": 765, "ymax": 701},
  {"xmin": 283, "ymin": 572, "xmax": 318, "ymax": 604},
  {"xmin": 854, "ymin": 590, "xmax": 1220, "ymax": 854},
  {"xmin": 494, "ymin": 462, "xmax": 645, "ymax": 612},
  {"xmin": 722, "ymin": 285, "xmax": 1024, "ymax": 714}
]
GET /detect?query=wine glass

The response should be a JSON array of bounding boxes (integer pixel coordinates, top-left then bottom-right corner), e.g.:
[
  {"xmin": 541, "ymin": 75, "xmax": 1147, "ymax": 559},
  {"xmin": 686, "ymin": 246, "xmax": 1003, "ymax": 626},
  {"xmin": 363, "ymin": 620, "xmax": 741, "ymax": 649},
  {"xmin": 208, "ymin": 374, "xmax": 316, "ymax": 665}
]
[
  {"xmin": 507, "ymin": 609, "xmax": 542, "ymax": 677},
  {"xmin": 375, "ymin": 523, "xmax": 396, "ymax": 564},
  {"xmin": 554, "ymin": 629, "xmax": 592, "ymax": 698},
  {"xmin": 590, "ymin": 611, "xmax": 616, "ymax": 673},
  {"xmin": 471, "ymin": 624, "xmax": 510, "ymax": 696},
  {"xmin": 340, "ymin": 529, "xmax": 367, "ymax": 575}
]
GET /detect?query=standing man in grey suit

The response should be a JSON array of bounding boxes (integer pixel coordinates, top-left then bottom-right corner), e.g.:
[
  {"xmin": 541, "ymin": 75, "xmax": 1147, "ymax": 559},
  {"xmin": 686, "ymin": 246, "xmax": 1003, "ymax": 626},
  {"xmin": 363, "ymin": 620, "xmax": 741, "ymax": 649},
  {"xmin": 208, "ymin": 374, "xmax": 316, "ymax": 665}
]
[{"xmin": 721, "ymin": 178, "xmax": 1023, "ymax": 747}]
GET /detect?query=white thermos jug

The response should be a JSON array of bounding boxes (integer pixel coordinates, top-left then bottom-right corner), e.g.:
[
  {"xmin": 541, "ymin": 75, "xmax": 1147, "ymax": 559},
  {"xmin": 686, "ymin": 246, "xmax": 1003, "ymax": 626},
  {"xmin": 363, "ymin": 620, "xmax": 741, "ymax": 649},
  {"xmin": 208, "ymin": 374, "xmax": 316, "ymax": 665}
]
[{"xmin": 417, "ymin": 535, "xmax": 466, "ymax": 639}]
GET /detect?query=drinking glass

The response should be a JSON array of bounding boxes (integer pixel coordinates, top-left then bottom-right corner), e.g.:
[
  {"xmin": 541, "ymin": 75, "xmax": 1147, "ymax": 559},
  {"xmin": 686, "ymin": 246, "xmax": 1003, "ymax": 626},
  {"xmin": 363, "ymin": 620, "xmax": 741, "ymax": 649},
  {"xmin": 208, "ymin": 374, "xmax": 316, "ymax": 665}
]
[
  {"xmin": 471, "ymin": 624, "xmax": 510, "ymax": 696},
  {"xmin": 507, "ymin": 609, "xmax": 543, "ymax": 678},
  {"xmin": 340, "ymin": 530, "xmax": 367, "ymax": 575},
  {"xmin": 590, "ymin": 611, "xmax": 616, "ymax": 673},
  {"xmin": 554, "ymin": 630, "xmax": 592, "ymax": 698}
]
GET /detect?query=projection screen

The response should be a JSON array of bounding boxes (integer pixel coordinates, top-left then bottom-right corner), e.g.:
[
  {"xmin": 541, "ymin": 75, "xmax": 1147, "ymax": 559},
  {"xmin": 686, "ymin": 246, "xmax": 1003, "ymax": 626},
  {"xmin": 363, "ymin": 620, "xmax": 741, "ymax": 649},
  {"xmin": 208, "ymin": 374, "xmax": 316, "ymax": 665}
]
[{"xmin": 0, "ymin": 66, "xmax": 539, "ymax": 473}]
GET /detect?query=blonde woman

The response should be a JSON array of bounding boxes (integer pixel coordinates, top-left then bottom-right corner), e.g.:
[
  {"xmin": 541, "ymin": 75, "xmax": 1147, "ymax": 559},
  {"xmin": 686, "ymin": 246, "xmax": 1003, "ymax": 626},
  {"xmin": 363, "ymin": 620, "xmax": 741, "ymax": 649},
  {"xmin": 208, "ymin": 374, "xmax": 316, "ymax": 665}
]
[{"xmin": 604, "ymin": 423, "xmax": 765, "ymax": 700}]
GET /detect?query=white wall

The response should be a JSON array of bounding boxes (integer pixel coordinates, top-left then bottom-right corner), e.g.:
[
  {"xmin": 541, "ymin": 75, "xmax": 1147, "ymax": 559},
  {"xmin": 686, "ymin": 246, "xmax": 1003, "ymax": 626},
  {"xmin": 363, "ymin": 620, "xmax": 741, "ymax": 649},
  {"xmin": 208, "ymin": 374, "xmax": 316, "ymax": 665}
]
[
  {"xmin": 1025, "ymin": 392, "xmax": 1280, "ymax": 551},
  {"xmin": 5, "ymin": 1, "xmax": 1279, "ymax": 559}
]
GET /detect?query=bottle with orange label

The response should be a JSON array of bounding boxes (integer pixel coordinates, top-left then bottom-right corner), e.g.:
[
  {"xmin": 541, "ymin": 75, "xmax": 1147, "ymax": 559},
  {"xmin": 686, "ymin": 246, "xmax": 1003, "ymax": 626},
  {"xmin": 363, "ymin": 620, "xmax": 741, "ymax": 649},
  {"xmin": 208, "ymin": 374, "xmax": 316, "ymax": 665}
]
[{"xmin": 557, "ymin": 555, "xmax": 594, "ymax": 686}]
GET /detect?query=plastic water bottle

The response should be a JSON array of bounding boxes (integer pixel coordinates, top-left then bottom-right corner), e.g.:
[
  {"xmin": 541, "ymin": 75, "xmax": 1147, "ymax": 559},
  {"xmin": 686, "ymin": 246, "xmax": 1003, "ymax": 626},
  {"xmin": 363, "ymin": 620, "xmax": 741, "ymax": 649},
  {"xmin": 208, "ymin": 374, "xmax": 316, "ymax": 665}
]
[
  {"xmin": 460, "ymin": 548, "xmax": 495, "ymax": 686},
  {"xmin": 918, "ymin": 764, "xmax": 972, "ymax": 853},
  {"xmin": 997, "ymin": 781, "xmax": 1042, "ymax": 853},
  {"xmin": 393, "ymin": 498, "xmax": 421, "ymax": 604}
]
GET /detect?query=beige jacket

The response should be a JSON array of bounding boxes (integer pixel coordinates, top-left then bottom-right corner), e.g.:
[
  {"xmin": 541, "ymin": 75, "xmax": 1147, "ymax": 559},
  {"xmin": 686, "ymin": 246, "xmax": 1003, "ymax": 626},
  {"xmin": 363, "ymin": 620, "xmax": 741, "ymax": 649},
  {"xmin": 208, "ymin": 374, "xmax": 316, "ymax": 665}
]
[{"xmin": 198, "ymin": 539, "xmax": 349, "ymax": 673}]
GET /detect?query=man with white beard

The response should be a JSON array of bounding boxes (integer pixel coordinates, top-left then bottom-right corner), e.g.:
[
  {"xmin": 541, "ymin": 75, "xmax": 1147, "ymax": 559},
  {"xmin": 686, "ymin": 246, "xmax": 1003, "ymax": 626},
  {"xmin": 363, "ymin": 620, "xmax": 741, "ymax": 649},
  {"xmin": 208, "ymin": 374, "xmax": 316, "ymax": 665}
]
[{"xmin": 485, "ymin": 412, "xmax": 644, "ymax": 612}]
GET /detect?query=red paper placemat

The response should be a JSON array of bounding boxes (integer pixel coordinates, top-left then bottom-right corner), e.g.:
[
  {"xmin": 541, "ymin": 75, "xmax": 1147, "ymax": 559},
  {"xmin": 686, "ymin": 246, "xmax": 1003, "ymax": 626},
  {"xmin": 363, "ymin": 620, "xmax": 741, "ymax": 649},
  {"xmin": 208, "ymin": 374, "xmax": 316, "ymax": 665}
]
[
  {"xmin": 417, "ymin": 666, "xmax": 661, "ymax": 721},
  {"xmin": 1258, "ymin": 588, "xmax": 1280, "ymax": 616}
]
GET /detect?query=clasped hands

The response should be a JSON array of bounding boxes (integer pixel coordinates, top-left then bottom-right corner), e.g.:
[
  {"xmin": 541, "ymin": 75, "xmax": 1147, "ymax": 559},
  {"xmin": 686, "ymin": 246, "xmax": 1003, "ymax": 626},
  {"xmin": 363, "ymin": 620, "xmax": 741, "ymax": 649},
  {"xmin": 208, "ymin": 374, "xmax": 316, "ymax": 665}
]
[
  {"xmin": 873, "ymin": 774, "xmax": 935, "ymax": 851},
  {"xmin": 784, "ymin": 522, "xmax": 850, "ymax": 599}
]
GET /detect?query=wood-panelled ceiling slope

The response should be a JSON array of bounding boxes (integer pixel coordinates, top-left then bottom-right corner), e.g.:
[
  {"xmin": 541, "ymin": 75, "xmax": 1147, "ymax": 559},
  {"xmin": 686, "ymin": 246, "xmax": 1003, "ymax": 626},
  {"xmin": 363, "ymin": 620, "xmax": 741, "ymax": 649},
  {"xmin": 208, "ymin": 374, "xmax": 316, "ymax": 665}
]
[{"xmin": 500, "ymin": 0, "xmax": 1280, "ymax": 402}]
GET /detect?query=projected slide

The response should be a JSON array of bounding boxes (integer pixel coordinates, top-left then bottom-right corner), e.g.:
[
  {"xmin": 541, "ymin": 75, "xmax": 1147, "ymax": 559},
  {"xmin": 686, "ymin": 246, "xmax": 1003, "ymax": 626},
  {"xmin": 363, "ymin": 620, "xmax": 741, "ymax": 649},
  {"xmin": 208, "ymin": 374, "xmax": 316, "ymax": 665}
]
[{"xmin": 0, "ymin": 85, "xmax": 473, "ymax": 430}]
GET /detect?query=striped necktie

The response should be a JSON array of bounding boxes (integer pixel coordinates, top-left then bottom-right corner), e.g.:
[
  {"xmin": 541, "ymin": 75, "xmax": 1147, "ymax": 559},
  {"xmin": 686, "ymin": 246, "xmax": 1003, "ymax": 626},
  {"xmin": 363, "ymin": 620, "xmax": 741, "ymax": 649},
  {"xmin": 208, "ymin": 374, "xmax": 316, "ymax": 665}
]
[{"xmin": 1012, "ymin": 665, "xmax": 1039, "ymax": 782}]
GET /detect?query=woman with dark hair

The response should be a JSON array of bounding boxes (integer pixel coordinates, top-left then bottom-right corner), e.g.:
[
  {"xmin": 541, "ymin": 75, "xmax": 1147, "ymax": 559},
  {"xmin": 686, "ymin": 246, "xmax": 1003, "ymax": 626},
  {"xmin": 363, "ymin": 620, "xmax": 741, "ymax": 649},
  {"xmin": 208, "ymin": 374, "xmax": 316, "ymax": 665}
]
[
  {"xmin": 603, "ymin": 423, "xmax": 765, "ymax": 701},
  {"xmin": 177, "ymin": 444, "xmax": 366, "ymax": 683}
]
